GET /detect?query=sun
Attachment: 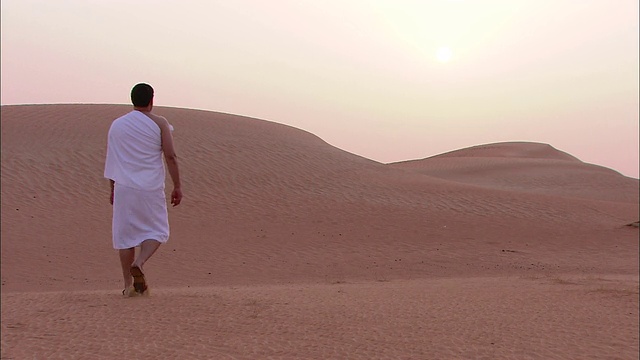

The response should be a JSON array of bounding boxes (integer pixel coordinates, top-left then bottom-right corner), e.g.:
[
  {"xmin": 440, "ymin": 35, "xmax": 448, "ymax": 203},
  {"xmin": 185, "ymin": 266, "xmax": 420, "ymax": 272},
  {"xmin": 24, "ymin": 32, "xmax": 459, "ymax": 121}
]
[{"xmin": 436, "ymin": 47, "xmax": 453, "ymax": 63}]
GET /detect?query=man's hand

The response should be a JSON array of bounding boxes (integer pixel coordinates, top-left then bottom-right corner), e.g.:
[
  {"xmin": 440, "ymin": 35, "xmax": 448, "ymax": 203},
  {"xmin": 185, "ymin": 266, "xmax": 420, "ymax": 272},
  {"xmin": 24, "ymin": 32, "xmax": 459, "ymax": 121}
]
[{"xmin": 171, "ymin": 187, "xmax": 183, "ymax": 207}]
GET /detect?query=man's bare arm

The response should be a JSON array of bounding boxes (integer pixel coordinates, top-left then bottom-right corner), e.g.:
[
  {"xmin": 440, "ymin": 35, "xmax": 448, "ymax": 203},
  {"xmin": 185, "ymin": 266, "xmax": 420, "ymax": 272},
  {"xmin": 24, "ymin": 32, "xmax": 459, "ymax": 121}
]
[
  {"xmin": 110, "ymin": 179, "xmax": 115, "ymax": 205},
  {"xmin": 145, "ymin": 113, "xmax": 182, "ymax": 206}
]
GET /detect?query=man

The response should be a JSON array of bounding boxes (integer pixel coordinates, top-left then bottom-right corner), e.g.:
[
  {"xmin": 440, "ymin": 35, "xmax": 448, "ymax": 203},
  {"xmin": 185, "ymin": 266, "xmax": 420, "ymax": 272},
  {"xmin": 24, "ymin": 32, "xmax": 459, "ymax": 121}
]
[{"xmin": 104, "ymin": 83, "xmax": 182, "ymax": 297}]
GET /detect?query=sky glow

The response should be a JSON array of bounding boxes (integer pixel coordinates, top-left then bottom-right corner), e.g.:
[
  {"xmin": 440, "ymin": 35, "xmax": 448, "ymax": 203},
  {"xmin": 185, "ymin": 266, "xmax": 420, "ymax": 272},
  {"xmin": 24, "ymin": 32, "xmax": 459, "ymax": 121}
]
[{"xmin": 1, "ymin": 0, "xmax": 638, "ymax": 177}]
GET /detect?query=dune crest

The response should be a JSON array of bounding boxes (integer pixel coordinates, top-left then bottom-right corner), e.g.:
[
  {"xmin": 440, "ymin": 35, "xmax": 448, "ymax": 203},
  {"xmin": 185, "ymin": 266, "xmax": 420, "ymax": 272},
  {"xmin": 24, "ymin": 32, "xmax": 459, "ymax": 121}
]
[
  {"xmin": 391, "ymin": 142, "xmax": 635, "ymax": 202},
  {"xmin": 425, "ymin": 141, "xmax": 582, "ymax": 161}
]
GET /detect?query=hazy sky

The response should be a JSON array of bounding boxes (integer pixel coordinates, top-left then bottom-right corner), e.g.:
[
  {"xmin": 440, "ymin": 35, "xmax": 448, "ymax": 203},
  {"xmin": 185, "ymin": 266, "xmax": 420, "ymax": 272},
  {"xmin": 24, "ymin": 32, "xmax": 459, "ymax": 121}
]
[{"xmin": 2, "ymin": 0, "xmax": 638, "ymax": 177}]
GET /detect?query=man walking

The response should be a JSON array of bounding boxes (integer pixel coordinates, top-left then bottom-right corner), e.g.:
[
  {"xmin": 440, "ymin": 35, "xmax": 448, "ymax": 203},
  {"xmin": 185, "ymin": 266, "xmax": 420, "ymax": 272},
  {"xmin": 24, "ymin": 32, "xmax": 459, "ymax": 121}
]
[{"xmin": 104, "ymin": 83, "xmax": 182, "ymax": 296}]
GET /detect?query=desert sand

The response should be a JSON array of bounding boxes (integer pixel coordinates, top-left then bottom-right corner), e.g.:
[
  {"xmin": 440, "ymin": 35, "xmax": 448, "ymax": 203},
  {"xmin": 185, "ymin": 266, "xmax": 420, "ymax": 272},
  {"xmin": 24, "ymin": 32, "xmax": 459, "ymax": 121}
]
[{"xmin": 1, "ymin": 104, "xmax": 638, "ymax": 359}]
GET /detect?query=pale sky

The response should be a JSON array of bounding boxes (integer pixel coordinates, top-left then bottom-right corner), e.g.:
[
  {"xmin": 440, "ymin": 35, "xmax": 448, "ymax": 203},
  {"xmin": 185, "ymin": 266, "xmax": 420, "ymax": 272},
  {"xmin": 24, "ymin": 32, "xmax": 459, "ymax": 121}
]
[{"xmin": 2, "ymin": 0, "xmax": 638, "ymax": 178}]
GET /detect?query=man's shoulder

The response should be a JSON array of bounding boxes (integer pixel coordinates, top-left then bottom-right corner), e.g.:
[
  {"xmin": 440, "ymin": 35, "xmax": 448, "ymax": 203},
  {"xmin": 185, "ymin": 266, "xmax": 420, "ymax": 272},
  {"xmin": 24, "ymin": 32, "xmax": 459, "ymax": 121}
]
[
  {"xmin": 142, "ymin": 112, "xmax": 170, "ymax": 132},
  {"xmin": 111, "ymin": 111, "xmax": 134, "ymax": 125},
  {"xmin": 110, "ymin": 111, "xmax": 165, "ymax": 136},
  {"xmin": 114, "ymin": 110, "xmax": 138, "ymax": 121},
  {"xmin": 112, "ymin": 111, "xmax": 154, "ymax": 127},
  {"xmin": 145, "ymin": 112, "xmax": 168, "ymax": 124}
]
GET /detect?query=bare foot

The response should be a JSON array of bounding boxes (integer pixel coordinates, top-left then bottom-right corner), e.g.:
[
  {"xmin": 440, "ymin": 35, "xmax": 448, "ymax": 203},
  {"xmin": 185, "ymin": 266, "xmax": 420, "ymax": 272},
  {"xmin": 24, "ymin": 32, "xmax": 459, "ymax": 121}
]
[
  {"xmin": 122, "ymin": 287, "xmax": 138, "ymax": 298},
  {"xmin": 130, "ymin": 265, "xmax": 148, "ymax": 294}
]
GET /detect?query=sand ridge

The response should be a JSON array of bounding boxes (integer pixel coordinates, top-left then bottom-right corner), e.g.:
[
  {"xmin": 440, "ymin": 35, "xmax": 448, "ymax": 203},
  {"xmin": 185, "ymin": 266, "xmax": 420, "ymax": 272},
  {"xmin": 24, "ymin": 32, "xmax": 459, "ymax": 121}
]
[{"xmin": 1, "ymin": 104, "xmax": 638, "ymax": 358}]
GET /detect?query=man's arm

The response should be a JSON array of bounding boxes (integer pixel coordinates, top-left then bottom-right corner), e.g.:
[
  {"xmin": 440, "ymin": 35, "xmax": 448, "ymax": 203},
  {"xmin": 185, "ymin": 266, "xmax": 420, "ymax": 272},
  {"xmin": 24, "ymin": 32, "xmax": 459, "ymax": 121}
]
[
  {"xmin": 163, "ymin": 132, "xmax": 182, "ymax": 207},
  {"xmin": 146, "ymin": 113, "xmax": 182, "ymax": 206},
  {"xmin": 110, "ymin": 179, "xmax": 115, "ymax": 205}
]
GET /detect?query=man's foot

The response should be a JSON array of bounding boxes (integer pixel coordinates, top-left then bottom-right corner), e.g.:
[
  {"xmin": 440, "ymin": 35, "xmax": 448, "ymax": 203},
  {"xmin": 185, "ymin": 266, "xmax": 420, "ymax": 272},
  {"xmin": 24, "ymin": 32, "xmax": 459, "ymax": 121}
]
[
  {"xmin": 122, "ymin": 286, "xmax": 138, "ymax": 298},
  {"xmin": 130, "ymin": 265, "xmax": 148, "ymax": 294}
]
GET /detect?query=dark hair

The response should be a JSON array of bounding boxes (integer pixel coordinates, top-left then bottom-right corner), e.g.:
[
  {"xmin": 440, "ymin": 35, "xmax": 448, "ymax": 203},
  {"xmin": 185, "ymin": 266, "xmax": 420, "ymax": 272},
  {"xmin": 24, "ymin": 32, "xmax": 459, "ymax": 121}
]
[{"xmin": 131, "ymin": 83, "xmax": 154, "ymax": 107}]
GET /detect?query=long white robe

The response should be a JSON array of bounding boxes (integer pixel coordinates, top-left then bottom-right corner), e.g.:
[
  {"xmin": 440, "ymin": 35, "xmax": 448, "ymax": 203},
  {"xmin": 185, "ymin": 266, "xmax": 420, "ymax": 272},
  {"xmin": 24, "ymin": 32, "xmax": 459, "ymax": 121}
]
[
  {"xmin": 104, "ymin": 111, "xmax": 172, "ymax": 249},
  {"xmin": 111, "ymin": 183, "xmax": 169, "ymax": 249}
]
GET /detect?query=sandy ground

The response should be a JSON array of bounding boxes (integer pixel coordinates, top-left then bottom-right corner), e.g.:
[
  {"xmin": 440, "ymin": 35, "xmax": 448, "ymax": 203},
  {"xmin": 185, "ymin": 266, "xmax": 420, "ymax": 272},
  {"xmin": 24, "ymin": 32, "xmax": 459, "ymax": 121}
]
[{"xmin": 1, "ymin": 104, "xmax": 638, "ymax": 359}]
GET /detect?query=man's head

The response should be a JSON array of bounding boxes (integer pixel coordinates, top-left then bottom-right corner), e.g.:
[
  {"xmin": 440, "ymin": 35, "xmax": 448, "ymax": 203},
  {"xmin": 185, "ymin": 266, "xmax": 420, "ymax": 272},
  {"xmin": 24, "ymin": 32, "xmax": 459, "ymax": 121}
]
[{"xmin": 131, "ymin": 83, "xmax": 154, "ymax": 109}]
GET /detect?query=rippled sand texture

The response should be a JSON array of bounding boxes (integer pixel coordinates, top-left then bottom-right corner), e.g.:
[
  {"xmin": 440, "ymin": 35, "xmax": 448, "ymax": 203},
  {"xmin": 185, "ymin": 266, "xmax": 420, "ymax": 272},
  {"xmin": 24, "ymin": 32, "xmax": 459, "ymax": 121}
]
[{"xmin": 2, "ymin": 104, "xmax": 638, "ymax": 359}]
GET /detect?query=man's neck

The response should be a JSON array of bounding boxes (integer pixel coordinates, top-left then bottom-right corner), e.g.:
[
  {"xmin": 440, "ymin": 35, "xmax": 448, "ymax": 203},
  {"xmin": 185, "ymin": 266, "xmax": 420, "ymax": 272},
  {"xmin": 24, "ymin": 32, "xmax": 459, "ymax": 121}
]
[{"xmin": 133, "ymin": 106, "xmax": 151, "ymax": 113}]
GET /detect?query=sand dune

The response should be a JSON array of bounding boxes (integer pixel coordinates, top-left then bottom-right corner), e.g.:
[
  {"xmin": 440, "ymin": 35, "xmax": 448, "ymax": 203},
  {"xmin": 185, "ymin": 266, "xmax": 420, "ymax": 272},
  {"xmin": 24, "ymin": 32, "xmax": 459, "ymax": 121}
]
[
  {"xmin": 1, "ymin": 104, "xmax": 638, "ymax": 359},
  {"xmin": 391, "ymin": 142, "xmax": 636, "ymax": 203}
]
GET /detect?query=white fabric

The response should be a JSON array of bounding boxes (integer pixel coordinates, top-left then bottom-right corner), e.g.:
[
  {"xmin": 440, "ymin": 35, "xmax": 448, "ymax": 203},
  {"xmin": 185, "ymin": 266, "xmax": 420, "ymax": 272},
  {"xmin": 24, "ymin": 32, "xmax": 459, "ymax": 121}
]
[
  {"xmin": 104, "ymin": 110, "xmax": 174, "ymax": 249},
  {"xmin": 112, "ymin": 184, "xmax": 169, "ymax": 249},
  {"xmin": 104, "ymin": 110, "xmax": 170, "ymax": 191}
]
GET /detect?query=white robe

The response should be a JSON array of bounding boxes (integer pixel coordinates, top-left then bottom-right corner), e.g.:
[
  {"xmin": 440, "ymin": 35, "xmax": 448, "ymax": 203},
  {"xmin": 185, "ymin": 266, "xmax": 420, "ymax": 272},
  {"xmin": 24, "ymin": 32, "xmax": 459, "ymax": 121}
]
[
  {"xmin": 104, "ymin": 111, "xmax": 168, "ymax": 191},
  {"xmin": 111, "ymin": 183, "xmax": 169, "ymax": 249},
  {"xmin": 104, "ymin": 111, "xmax": 172, "ymax": 249}
]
